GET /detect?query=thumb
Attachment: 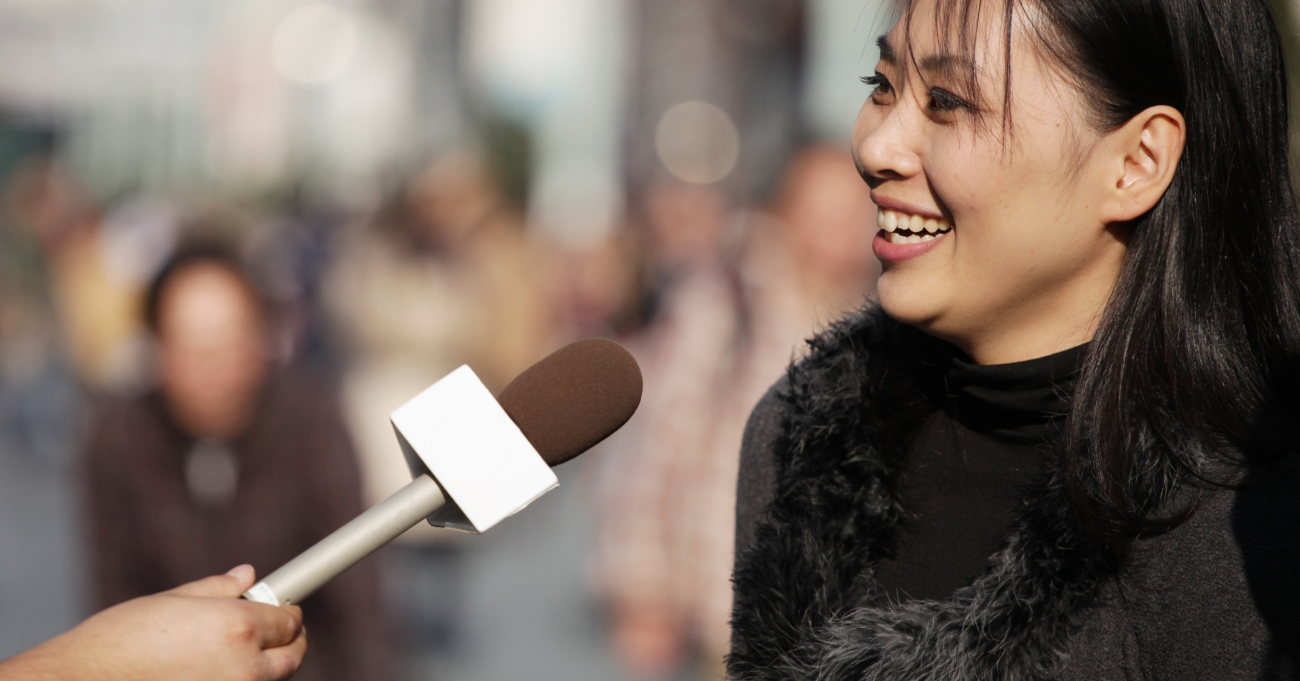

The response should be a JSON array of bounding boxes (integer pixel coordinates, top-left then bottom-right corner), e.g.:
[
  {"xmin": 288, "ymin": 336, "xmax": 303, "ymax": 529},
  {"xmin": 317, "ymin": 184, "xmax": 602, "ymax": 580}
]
[{"xmin": 170, "ymin": 565, "xmax": 257, "ymax": 598}]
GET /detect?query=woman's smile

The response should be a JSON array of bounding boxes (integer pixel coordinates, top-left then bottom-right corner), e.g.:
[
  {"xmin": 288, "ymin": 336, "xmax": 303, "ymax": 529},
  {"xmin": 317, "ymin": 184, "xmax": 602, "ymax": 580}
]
[
  {"xmin": 869, "ymin": 193, "xmax": 954, "ymax": 263},
  {"xmin": 871, "ymin": 207, "xmax": 952, "ymax": 263}
]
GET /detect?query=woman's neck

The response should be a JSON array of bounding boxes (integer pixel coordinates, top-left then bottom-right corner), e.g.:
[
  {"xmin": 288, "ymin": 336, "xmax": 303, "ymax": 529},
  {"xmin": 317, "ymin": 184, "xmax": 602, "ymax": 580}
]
[
  {"xmin": 953, "ymin": 258, "xmax": 1119, "ymax": 365},
  {"xmin": 951, "ymin": 294, "xmax": 1107, "ymax": 365}
]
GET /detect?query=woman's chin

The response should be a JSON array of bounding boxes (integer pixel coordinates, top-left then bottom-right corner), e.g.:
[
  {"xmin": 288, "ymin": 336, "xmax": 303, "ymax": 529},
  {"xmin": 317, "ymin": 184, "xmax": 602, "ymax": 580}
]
[{"xmin": 876, "ymin": 274, "xmax": 946, "ymax": 328}]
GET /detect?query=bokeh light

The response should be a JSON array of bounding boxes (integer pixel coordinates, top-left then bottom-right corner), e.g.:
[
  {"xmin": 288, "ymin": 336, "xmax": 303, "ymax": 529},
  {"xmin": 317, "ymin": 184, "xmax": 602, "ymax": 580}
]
[
  {"xmin": 654, "ymin": 101, "xmax": 741, "ymax": 185},
  {"xmin": 271, "ymin": 4, "xmax": 357, "ymax": 85}
]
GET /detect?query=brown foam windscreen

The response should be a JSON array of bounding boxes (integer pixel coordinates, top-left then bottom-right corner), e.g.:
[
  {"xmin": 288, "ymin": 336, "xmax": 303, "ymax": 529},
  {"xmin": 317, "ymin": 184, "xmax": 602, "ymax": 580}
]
[{"xmin": 495, "ymin": 338, "xmax": 643, "ymax": 466}]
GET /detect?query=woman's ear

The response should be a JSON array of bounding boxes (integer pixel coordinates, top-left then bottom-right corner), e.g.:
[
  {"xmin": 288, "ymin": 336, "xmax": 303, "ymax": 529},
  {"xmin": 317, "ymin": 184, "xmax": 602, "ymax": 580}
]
[{"xmin": 1101, "ymin": 105, "xmax": 1186, "ymax": 223}]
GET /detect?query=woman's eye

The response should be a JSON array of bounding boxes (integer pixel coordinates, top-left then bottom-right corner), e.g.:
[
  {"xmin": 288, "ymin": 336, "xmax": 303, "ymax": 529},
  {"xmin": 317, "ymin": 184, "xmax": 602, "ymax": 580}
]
[
  {"xmin": 927, "ymin": 88, "xmax": 970, "ymax": 113},
  {"xmin": 861, "ymin": 73, "xmax": 893, "ymax": 97}
]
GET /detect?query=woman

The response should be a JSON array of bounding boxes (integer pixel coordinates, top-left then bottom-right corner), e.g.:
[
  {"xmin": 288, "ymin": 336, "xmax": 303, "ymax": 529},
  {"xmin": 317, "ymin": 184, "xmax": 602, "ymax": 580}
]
[{"xmin": 729, "ymin": 0, "xmax": 1300, "ymax": 679}]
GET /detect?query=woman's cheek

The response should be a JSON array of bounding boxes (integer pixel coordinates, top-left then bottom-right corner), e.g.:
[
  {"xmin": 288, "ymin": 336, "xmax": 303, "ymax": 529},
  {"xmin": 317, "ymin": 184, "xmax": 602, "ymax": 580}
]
[{"xmin": 923, "ymin": 148, "xmax": 985, "ymax": 218}]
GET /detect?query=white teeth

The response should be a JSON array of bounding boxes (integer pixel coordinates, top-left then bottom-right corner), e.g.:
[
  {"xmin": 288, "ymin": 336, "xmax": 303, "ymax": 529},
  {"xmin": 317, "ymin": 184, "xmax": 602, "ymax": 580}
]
[{"xmin": 877, "ymin": 208, "xmax": 955, "ymax": 241}]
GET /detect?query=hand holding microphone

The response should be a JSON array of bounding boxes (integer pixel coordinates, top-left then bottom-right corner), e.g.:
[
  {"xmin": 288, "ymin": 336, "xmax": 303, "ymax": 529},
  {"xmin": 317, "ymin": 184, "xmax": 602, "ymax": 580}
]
[
  {"xmin": 0, "ymin": 565, "xmax": 305, "ymax": 681},
  {"xmin": 244, "ymin": 338, "xmax": 643, "ymax": 606}
]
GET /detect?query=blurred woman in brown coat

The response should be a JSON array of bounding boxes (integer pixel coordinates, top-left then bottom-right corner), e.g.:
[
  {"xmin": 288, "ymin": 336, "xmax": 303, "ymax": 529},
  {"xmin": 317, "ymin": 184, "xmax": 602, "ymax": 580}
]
[{"xmin": 84, "ymin": 245, "xmax": 389, "ymax": 681}]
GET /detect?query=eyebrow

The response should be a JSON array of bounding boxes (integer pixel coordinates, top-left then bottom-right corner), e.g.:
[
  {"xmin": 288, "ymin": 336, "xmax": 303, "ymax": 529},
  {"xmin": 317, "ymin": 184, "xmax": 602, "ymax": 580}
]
[
  {"xmin": 918, "ymin": 52, "xmax": 977, "ymax": 79},
  {"xmin": 877, "ymin": 35, "xmax": 896, "ymax": 65},
  {"xmin": 876, "ymin": 33, "xmax": 976, "ymax": 78}
]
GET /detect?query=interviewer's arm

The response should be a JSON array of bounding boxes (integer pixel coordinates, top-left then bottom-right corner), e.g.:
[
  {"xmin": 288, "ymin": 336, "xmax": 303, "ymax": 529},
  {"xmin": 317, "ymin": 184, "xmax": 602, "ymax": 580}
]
[{"xmin": 0, "ymin": 565, "xmax": 306, "ymax": 681}]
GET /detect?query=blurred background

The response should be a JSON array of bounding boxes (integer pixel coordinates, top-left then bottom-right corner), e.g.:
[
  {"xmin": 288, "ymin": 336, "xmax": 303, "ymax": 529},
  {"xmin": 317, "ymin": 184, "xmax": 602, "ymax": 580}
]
[{"xmin": 3, "ymin": 1, "xmax": 1294, "ymax": 680}]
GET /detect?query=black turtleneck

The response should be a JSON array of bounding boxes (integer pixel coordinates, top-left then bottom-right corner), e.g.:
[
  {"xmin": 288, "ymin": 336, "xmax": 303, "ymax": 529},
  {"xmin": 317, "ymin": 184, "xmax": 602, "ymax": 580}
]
[{"xmin": 871, "ymin": 344, "xmax": 1086, "ymax": 603}]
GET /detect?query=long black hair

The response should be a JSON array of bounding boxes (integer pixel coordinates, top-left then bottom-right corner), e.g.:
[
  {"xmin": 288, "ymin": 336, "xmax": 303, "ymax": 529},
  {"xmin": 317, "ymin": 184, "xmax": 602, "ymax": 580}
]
[{"xmin": 900, "ymin": 0, "xmax": 1300, "ymax": 551}]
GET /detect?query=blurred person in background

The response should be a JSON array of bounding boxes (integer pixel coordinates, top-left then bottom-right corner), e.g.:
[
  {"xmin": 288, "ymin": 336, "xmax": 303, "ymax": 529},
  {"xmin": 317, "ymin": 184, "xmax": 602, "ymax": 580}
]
[
  {"xmin": 592, "ymin": 179, "xmax": 738, "ymax": 681},
  {"xmin": 0, "ymin": 173, "xmax": 86, "ymax": 658},
  {"xmin": 83, "ymin": 243, "xmax": 388, "ymax": 681},
  {"xmin": 547, "ymin": 231, "xmax": 645, "ymax": 341},
  {"xmin": 324, "ymin": 146, "xmax": 553, "ymax": 661},
  {"xmin": 3, "ymin": 158, "xmax": 153, "ymax": 393},
  {"xmin": 757, "ymin": 145, "xmax": 879, "ymax": 320},
  {"xmin": 593, "ymin": 146, "xmax": 876, "ymax": 680}
]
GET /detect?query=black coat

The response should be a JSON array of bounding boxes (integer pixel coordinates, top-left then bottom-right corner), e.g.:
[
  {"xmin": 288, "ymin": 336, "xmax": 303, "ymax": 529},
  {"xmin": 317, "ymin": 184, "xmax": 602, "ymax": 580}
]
[{"xmin": 729, "ymin": 306, "xmax": 1300, "ymax": 680}]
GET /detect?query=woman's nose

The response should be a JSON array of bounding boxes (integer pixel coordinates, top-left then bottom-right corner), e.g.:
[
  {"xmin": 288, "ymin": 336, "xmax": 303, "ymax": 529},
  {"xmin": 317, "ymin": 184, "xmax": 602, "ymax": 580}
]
[{"xmin": 853, "ymin": 106, "xmax": 923, "ymax": 184}]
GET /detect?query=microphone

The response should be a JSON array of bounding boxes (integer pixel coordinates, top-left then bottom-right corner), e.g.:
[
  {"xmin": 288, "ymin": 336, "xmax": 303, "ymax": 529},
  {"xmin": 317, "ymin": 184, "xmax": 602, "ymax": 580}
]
[{"xmin": 242, "ymin": 338, "xmax": 642, "ymax": 606}]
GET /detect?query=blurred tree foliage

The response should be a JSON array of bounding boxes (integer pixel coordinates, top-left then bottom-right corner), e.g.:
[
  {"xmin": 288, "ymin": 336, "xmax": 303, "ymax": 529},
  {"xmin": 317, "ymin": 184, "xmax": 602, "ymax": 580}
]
[{"xmin": 479, "ymin": 117, "xmax": 533, "ymax": 211}]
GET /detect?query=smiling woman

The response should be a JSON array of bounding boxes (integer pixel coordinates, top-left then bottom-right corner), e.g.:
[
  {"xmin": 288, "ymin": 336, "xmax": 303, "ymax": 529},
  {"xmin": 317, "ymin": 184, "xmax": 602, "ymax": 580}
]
[
  {"xmin": 728, "ymin": 0, "xmax": 1300, "ymax": 679},
  {"xmin": 856, "ymin": 1, "xmax": 1193, "ymax": 371}
]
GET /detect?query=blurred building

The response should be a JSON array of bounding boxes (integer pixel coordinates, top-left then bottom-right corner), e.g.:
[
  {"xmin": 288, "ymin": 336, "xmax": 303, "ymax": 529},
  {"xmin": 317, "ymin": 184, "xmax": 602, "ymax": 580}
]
[{"xmin": 0, "ymin": 0, "xmax": 463, "ymax": 203}]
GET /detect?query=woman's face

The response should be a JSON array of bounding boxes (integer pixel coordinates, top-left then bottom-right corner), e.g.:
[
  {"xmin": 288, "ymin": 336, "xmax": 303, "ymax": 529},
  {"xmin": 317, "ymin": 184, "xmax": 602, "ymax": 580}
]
[{"xmin": 853, "ymin": 0, "xmax": 1130, "ymax": 364}]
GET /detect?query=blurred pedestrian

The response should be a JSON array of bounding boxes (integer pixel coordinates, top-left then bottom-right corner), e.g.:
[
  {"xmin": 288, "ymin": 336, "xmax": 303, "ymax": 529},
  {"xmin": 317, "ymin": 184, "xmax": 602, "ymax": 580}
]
[
  {"xmin": 0, "ymin": 204, "xmax": 85, "ymax": 658},
  {"xmin": 593, "ymin": 180, "xmax": 742, "ymax": 680},
  {"xmin": 326, "ymin": 148, "xmax": 553, "ymax": 510},
  {"xmin": 593, "ymin": 147, "xmax": 876, "ymax": 680},
  {"xmin": 324, "ymin": 147, "xmax": 554, "ymax": 662},
  {"xmin": 83, "ymin": 243, "xmax": 389, "ymax": 681},
  {"xmin": 3, "ymin": 158, "xmax": 154, "ymax": 393}
]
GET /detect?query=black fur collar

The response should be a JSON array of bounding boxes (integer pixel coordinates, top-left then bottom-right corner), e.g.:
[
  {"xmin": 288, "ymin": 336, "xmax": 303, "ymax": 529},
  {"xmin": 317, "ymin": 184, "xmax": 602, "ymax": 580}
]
[{"xmin": 728, "ymin": 305, "xmax": 1119, "ymax": 681}]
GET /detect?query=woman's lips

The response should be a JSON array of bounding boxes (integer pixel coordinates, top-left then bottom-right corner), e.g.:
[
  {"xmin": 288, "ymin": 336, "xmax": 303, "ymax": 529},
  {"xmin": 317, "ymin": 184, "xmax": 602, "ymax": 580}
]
[
  {"xmin": 870, "ymin": 207, "xmax": 953, "ymax": 264},
  {"xmin": 872, "ymin": 229, "xmax": 949, "ymax": 264},
  {"xmin": 870, "ymin": 194, "xmax": 948, "ymax": 222}
]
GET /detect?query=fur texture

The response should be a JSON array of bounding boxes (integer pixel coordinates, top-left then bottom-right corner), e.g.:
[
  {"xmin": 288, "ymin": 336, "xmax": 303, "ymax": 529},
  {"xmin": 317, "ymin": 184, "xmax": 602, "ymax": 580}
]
[{"xmin": 728, "ymin": 306, "xmax": 1122, "ymax": 681}]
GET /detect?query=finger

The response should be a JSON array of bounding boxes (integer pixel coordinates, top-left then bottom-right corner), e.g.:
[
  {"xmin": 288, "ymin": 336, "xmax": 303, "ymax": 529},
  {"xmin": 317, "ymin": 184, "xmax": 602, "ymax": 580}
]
[
  {"xmin": 226, "ymin": 564, "xmax": 257, "ymax": 587},
  {"xmin": 245, "ymin": 602, "xmax": 304, "ymax": 650},
  {"xmin": 283, "ymin": 604, "xmax": 303, "ymax": 624},
  {"xmin": 169, "ymin": 565, "xmax": 256, "ymax": 598},
  {"xmin": 256, "ymin": 627, "xmax": 308, "ymax": 680}
]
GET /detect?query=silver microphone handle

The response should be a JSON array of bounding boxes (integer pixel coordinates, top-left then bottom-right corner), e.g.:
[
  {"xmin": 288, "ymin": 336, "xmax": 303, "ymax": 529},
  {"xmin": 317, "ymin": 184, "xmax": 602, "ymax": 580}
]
[{"xmin": 242, "ymin": 473, "xmax": 447, "ymax": 606}]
